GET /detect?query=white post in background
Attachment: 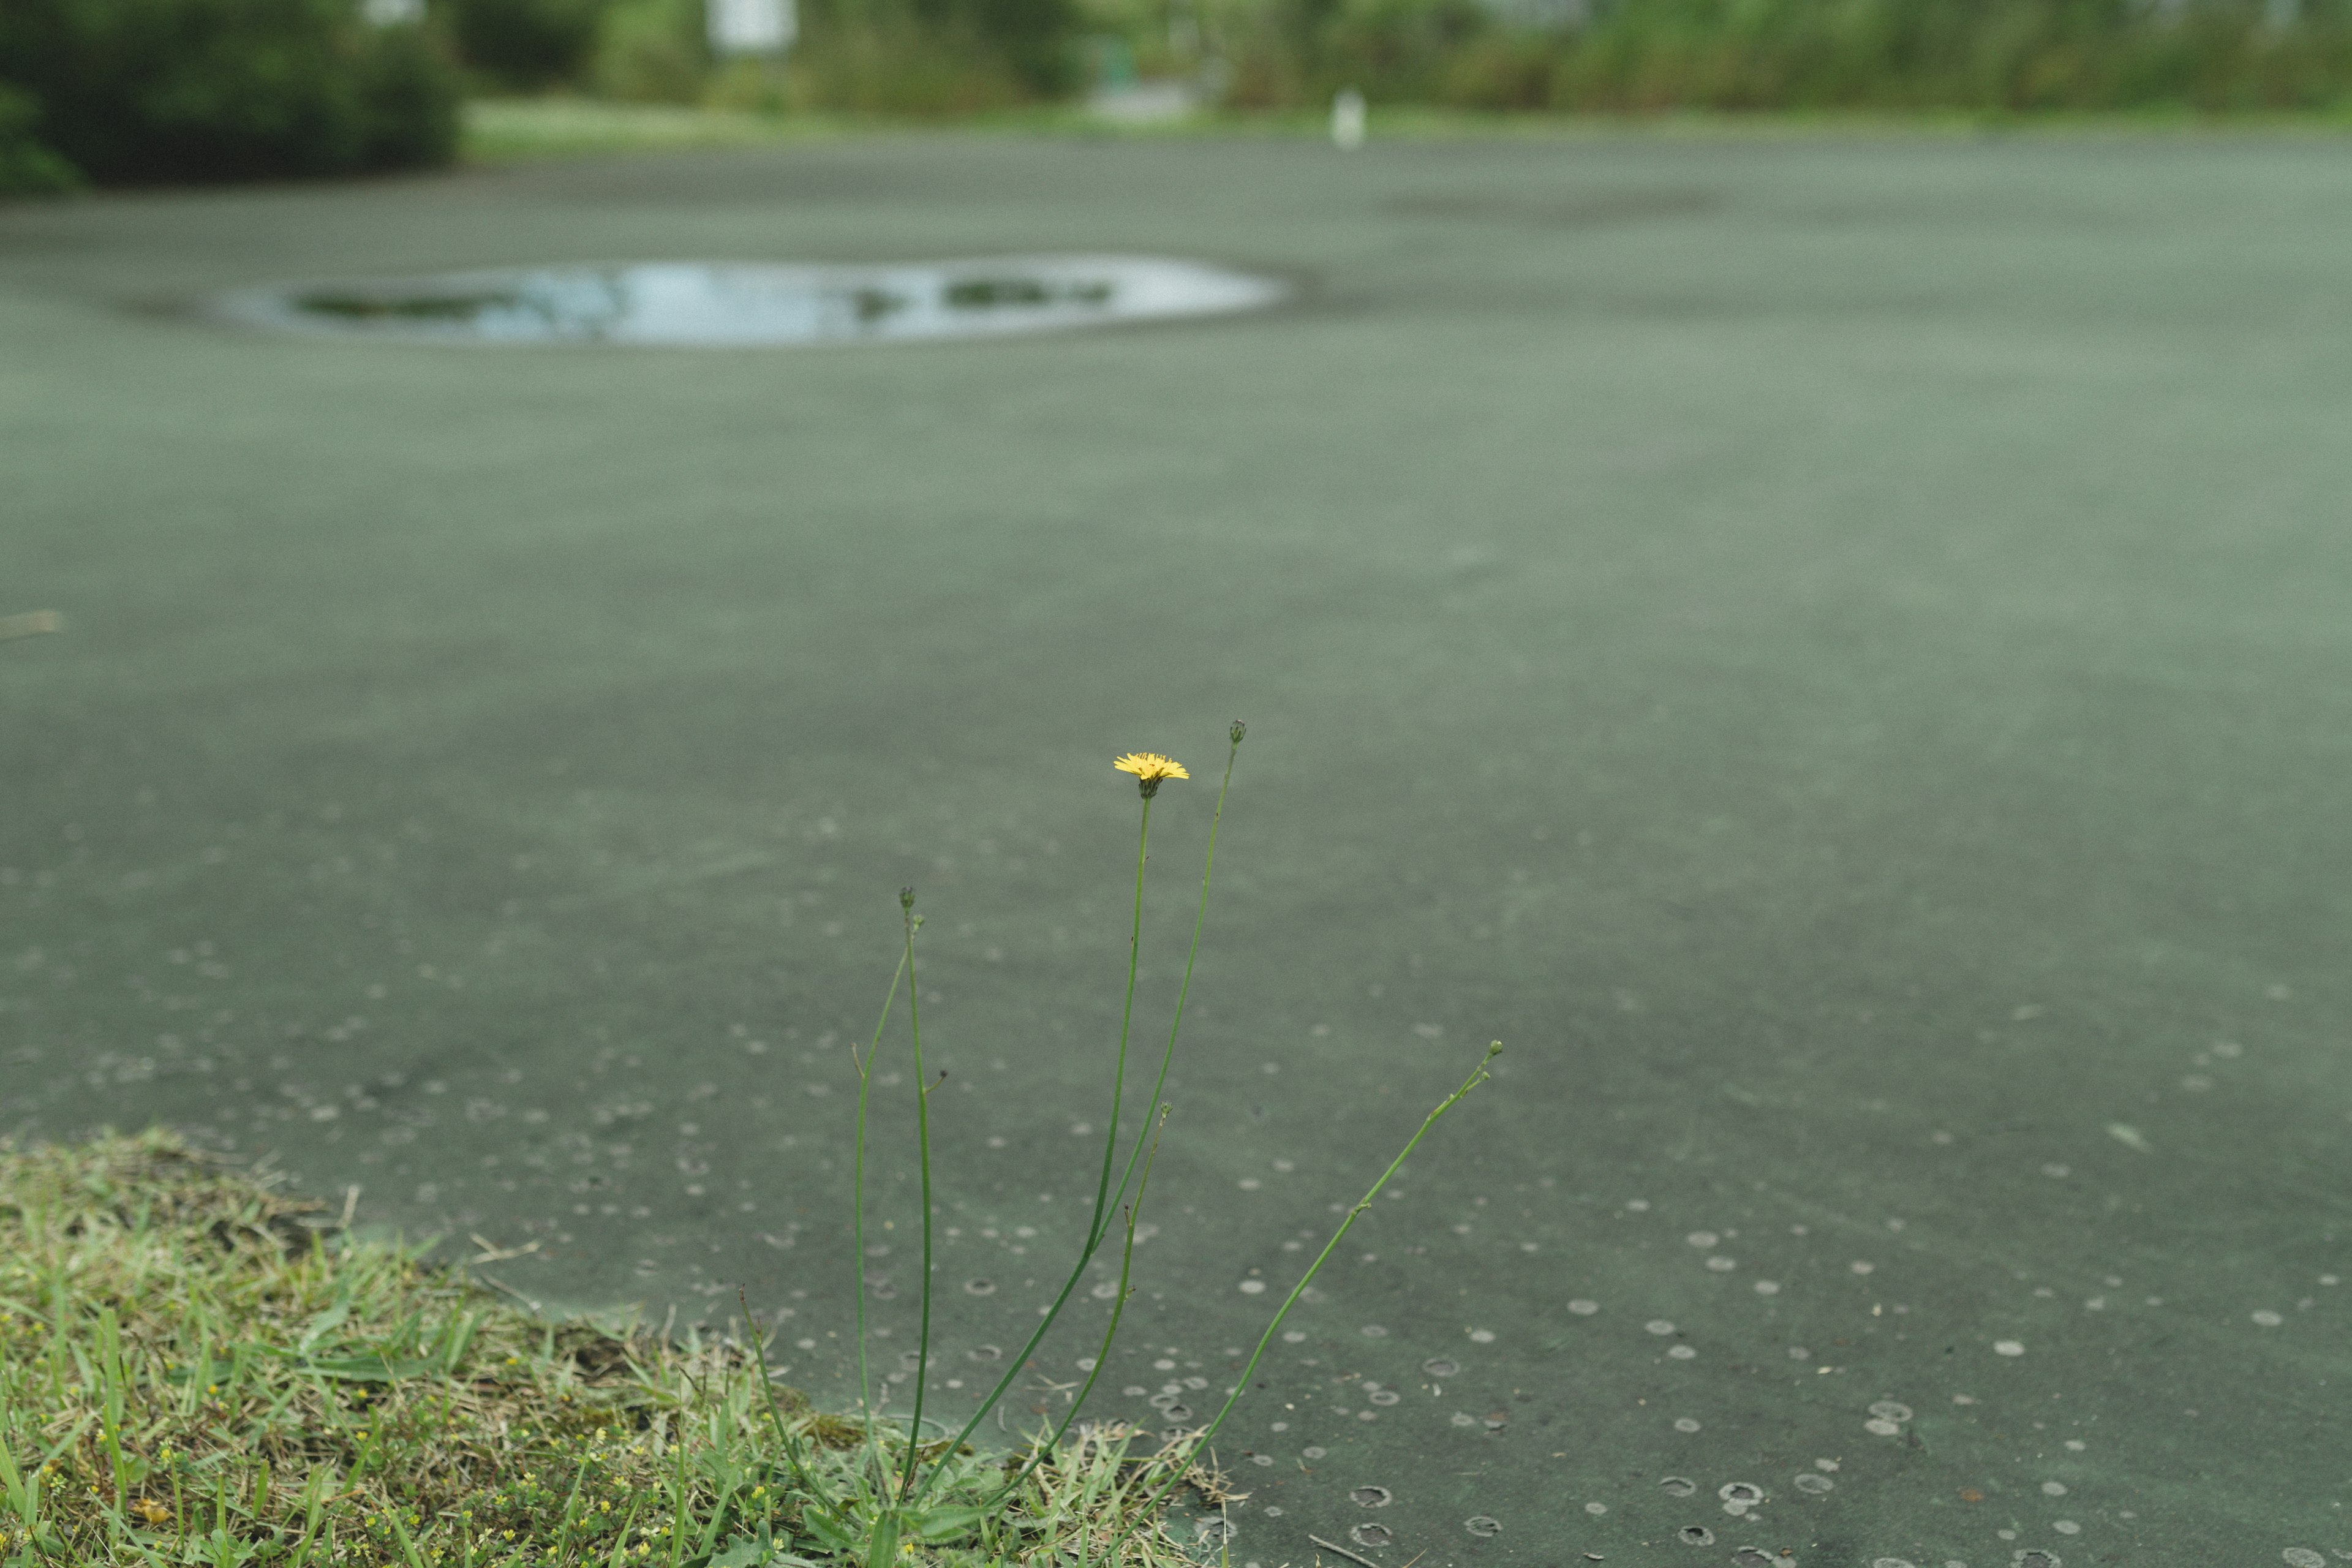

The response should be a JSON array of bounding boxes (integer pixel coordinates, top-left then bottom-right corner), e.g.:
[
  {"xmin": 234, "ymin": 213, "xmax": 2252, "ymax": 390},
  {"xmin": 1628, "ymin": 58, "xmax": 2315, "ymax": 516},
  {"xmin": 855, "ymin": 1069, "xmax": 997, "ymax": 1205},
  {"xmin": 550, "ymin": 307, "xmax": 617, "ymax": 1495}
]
[
  {"xmin": 708, "ymin": 0, "xmax": 797, "ymax": 56},
  {"xmin": 1330, "ymin": 87, "xmax": 1366, "ymax": 150}
]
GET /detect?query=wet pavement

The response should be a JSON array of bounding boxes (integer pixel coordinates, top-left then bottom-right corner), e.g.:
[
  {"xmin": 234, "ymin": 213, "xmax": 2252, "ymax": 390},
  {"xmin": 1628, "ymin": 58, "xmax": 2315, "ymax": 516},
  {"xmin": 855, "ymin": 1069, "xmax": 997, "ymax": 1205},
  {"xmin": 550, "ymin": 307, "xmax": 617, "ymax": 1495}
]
[
  {"xmin": 4, "ymin": 127, "xmax": 2351, "ymax": 1563},
  {"xmin": 211, "ymin": 254, "xmax": 1284, "ymax": 345}
]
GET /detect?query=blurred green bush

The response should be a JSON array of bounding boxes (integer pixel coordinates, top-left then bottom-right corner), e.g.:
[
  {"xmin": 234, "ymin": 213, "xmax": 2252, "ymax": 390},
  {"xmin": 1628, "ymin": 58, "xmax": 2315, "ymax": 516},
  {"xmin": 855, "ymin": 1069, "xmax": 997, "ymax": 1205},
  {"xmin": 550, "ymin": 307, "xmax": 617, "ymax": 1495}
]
[
  {"xmin": 440, "ymin": 0, "xmax": 611, "ymax": 85},
  {"xmin": 1542, "ymin": 0, "xmax": 2352, "ymax": 111},
  {"xmin": 589, "ymin": 0, "xmax": 711, "ymax": 99},
  {"xmin": 791, "ymin": 0, "xmax": 1077, "ymax": 111},
  {"xmin": 0, "ymin": 83, "xmax": 78, "ymax": 192},
  {"xmin": 0, "ymin": 0, "xmax": 464, "ymax": 184}
]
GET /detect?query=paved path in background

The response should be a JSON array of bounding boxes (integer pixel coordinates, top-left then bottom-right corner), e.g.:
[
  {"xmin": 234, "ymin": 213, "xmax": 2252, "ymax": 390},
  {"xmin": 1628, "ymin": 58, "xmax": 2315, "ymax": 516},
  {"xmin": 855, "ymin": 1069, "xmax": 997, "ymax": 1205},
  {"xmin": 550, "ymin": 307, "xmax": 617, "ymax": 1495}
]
[{"xmin": 5, "ymin": 130, "xmax": 2351, "ymax": 1560}]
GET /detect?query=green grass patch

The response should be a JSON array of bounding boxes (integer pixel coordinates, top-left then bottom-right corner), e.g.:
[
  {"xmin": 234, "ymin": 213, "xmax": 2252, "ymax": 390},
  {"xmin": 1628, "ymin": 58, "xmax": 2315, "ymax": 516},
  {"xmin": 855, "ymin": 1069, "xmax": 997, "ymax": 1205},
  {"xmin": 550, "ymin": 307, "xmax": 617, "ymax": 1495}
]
[
  {"xmin": 0, "ymin": 1131, "xmax": 1229, "ymax": 1567},
  {"xmin": 456, "ymin": 95, "xmax": 1261, "ymax": 162}
]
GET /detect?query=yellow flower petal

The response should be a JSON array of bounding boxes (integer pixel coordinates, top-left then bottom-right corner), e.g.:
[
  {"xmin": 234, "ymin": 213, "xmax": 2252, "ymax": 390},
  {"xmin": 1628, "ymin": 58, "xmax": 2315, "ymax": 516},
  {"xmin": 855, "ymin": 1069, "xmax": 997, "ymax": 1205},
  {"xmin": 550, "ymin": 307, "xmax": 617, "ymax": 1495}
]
[{"xmin": 1112, "ymin": 753, "xmax": 1188, "ymax": 784}]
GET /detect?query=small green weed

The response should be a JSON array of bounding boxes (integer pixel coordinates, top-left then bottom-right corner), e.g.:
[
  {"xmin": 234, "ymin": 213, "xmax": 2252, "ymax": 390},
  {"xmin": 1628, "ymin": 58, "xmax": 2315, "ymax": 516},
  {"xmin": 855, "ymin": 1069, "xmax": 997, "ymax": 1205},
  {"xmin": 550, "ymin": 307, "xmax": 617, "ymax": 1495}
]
[{"xmin": 792, "ymin": 728, "xmax": 1496, "ymax": 1568}]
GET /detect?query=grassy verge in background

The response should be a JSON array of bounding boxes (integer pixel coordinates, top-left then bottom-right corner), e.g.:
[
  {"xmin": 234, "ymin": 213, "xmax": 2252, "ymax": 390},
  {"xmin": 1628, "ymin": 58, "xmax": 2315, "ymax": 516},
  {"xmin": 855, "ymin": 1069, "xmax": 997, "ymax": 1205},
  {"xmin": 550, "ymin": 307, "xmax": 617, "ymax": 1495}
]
[
  {"xmin": 0, "ymin": 1131, "xmax": 1225, "ymax": 1567},
  {"xmin": 457, "ymin": 89, "xmax": 2352, "ymax": 162},
  {"xmin": 457, "ymin": 95, "xmax": 1235, "ymax": 160},
  {"xmin": 461, "ymin": 96, "xmax": 844, "ymax": 157}
]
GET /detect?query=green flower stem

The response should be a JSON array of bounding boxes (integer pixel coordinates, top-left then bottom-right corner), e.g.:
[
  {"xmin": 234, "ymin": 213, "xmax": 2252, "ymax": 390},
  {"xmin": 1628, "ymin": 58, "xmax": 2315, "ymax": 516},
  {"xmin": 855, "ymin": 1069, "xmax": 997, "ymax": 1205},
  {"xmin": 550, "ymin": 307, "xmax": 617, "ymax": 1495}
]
[
  {"xmin": 912, "ymin": 729, "xmax": 1243, "ymax": 1511},
  {"xmin": 914, "ymin": 789, "xmax": 1158, "ymax": 1486},
  {"xmin": 1096, "ymin": 729, "xmax": 1242, "ymax": 1251},
  {"xmin": 738, "ymin": 1288, "xmax": 824, "ymax": 1504},
  {"xmin": 850, "ymin": 948, "xmax": 911, "ymax": 1483},
  {"xmin": 895, "ymin": 903, "xmax": 937, "ymax": 1498},
  {"xmin": 979, "ymin": 1107, "xmax": 1168, "ymax": 1513},
  {"xmin": 1100, "ymin": 1043, "xmax": 1502, "ymax": 1563},
  {"xmin": 668, "ymin": 1425, "xmax": 689, "ymax": 1568},
  {"xmin": 1084, "ymin": 794, "xmax": 1153, "ymax": 1254}
]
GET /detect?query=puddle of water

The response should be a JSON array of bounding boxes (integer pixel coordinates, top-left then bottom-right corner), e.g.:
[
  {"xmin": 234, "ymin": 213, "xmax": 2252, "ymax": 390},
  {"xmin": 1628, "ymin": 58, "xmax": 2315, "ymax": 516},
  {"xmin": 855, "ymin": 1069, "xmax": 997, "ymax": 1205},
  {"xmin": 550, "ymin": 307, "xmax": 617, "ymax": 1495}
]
[{"xmin": 209, "ymin": 255, "xmax": 1285, "ymax": 346}]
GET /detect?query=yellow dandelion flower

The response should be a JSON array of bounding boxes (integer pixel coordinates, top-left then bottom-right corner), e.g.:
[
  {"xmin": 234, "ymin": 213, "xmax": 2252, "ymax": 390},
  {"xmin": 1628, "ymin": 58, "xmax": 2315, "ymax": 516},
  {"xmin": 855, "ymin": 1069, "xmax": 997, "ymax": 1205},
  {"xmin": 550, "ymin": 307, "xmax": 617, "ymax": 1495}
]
[{"xmin": 1114, "ymin": 753, "xmax": 1188, "ymax": 798}]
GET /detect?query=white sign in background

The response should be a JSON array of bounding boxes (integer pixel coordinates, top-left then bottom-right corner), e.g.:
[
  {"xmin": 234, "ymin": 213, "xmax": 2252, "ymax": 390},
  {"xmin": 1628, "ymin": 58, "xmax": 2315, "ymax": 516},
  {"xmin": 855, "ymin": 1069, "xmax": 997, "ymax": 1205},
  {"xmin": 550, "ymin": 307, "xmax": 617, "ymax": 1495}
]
[{"xmin": 708, "ymin": 0, "xmax": 797, "ymax": 55}]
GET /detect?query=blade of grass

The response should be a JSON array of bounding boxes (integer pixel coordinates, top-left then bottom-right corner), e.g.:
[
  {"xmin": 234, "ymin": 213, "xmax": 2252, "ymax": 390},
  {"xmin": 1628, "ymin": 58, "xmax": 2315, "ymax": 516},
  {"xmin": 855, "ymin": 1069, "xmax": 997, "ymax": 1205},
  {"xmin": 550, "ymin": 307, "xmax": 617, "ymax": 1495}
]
[
  {"xmin": 283, "ymin": 1463, "xmax": 331, "ymax": 1568},
  {"xmin": 550, "ymin": 1452, "xmax": 593, "ymax": 1562},
  {"xmin": 0, "ymin": 1417, "xmax": 36, "ymax": 1558},
  {"xmin": 1084, "ymin": 789, "xmax": 1155, "ymax": 1257},
  {"xmin": 1101, "ymin": 1043, "xmax": 1501, "ymax": 1562},
  {"xmin": 605, "ymin": 1493, "xmax": 649, "ymax": 1568},
  {"xmin": 383, "ymin": 1499, "xmax": 428, "ymax": 1568},
  {"xmin": 849, "ymin": 946, "xmax": 912, "ymax": 1493},
  {"xmin": 976, "ymin": 1107, "xmax": 1168, "ymax": 1513},
  {"xmin": 737, "ymin": 1289, "xmax": 823, "ymax": 1503},
  {"xmin": 894, "ymin": 892, "xmax": 936, "ymax": 1500}
]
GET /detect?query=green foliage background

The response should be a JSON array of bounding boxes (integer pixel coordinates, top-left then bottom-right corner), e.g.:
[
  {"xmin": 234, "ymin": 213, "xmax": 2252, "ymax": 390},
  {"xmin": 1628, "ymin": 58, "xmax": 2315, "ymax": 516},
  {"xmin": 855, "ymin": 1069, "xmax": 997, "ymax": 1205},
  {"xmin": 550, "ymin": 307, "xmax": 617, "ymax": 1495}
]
[
  {"xmin": 0, "ymin": 84, "xmax": 78, "ymax": 192},
  {"xmin": 576, "ymin": 0, "xmax": 1080, "ymax": 111},
  {"xmin": 2, "ymin": 0, "xmax": 2349, "ymax": 199},
  {"xmin": 518, "ymin": 0, "xmax": 2352, "ymax": 117},
  {"xmin": 440, "ymin": 0, "xmax": 613, "ymax": 86},
  {"xmin": 0, "ymin": 0, "xmax": 463, "ymax": 187},
  {"xmin": 1169, "ymin": 0, "xmax": 2352, "ymax": 110}
]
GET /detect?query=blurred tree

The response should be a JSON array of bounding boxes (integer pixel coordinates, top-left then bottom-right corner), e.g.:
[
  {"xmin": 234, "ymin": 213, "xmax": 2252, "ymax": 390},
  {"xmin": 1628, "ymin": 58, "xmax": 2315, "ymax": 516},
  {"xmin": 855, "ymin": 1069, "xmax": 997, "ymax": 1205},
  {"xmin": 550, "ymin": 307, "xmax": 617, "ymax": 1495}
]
[
  {"xmin": 440, "ymin": 0, "xmax": 611, "ymax": 86},
  {"xmin": 950, "ymin": 0, "xmax": 1079, "ymax": 91},
  {"xmin": 0, "ymin": 83, "xmax": 78, "ymax": 191},
  {"xmin": 793, "ymin": 0, "xmax": 1077, "ymax": 105},
  {"xmin": 0, "ymin": 0, "xmax": 463, "ymax": 182},
  {"xmin": 591, "ymin": 0, "xmax": 709, "ymax": 98}
]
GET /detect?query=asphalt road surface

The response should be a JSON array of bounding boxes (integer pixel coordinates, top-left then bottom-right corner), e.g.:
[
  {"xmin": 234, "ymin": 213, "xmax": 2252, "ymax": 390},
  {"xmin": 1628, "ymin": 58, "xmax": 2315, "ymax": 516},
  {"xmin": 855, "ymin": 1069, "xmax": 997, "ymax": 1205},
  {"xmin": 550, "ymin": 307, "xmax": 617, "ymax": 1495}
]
[{"xmin": 6, "ymin": 126, "xmax": 2351, "ymax": 1561}]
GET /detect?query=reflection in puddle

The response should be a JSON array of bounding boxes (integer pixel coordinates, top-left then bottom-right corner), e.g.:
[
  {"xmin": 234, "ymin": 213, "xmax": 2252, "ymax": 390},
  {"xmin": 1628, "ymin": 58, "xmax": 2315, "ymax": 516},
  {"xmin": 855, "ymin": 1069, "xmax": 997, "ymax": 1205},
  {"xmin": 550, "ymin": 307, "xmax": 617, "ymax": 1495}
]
[{"xmin": 213, "ymin": 257, "xmax": 1285, "ymax": 346}]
